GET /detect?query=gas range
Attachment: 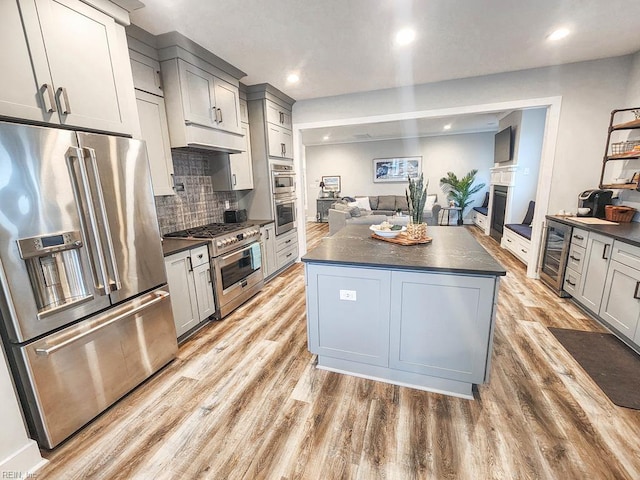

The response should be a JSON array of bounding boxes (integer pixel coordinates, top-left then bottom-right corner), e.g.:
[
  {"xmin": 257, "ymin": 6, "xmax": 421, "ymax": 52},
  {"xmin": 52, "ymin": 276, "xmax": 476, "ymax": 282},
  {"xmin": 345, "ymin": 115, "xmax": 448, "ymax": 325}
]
[{"xmin": 164, "ymin": 222, "xmax": 261, "ymax": 257}]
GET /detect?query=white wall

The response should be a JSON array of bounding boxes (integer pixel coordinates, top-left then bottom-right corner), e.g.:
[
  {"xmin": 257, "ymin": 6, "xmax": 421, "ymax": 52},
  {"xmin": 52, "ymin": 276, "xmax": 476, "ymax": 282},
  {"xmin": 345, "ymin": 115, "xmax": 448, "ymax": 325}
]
[
  {"xmin": 305, "ymin": 132, "xmax": 494, "ymax": 220},
  {"xmin": 294, "ymin": 56, "xmax": 632, "ymax": 217},
  {"xmin": 0, "ymin": 346, "xmax": 45, "ymax": 475}
]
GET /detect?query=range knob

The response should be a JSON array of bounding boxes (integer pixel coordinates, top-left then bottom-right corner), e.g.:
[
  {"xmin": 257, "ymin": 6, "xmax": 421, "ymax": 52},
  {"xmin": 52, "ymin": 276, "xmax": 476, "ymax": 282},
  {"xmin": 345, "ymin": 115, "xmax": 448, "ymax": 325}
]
[{"xmin": 216, "ymin": 240, "xmax": 223, "ymax": 247}]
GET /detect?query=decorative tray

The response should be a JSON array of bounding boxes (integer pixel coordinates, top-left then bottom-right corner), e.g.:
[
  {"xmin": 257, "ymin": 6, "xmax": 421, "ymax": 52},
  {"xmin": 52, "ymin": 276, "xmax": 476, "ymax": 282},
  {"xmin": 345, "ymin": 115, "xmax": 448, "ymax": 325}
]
[{"xmin": 371, "ymin": 232, "xmax": 432, "ymax": 245}]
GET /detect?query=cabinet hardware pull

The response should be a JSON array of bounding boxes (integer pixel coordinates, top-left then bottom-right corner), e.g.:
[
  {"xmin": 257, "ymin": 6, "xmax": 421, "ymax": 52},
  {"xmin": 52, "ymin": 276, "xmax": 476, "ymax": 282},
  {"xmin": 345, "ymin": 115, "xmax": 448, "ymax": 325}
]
[
  {"xmin": 281, "ymin": 143, "xmax": 286, "ymax": 156},
  {"xmin": 569, "ymin": 255, "xmax": 580, "ymax": 261},
  {"xmin": 602, "ymin": 243, "xmax": 610, "ymax": 260},
  {"xmin": 285, "ymin": 239, "xmax": 291, "ymax": 244},
  {"xmin": 520, "ymin": 249, "xmax": 527, "ymax": 253},
  {"xmin": 217, "ymin": 108, "xmax": 223, "ymax": 123},
  {"xmin": 212, "ymin": 106, "xmax": 217, "ymax": 123},
  {"xmin": 57, "ymin": 87, "xmax": 71, "ymax": 114},
  {"xmin": 187, "ymin": 256, "xmax": 193, "ymax": 272},
  {"xmin": 41, "ymin": 84, "xmax": 57, "ymax": 113},
  {"xmin": 279, "ymin": 111, "xmax": 284, "ymax": 124},
  {"xmin": 634, "ymin": 281, "xmax": 640, "ymax": 300},
  {"xmin": 566, "ymin": 279, "xmax": 576, "ymax": 287},
  {"xmin": 197, "ymin": 254, "xmax": 203, "ymax": 259},
  {"xmin": 286, "ymin": 253, "xmax": 292, "ymax": 258},
  {"xmin": 155, "ymin": 70, "xmax": 162, "ymax": 90},
  {"xmin": 232, "ymin": 173, "xmax": 236, "ymax": 186},
  {"xmin": 208, "ymin": 268, "xmax": 212, "ymax": 284},
  {"xmin": 573, "ymin": 235, "xmax": 584, "ymax": 240}
]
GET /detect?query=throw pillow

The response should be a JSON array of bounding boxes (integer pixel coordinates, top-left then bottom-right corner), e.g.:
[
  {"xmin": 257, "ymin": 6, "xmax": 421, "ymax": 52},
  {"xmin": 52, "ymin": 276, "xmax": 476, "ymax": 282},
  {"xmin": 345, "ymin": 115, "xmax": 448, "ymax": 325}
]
[
  {"xmin": 350, "ymin": 206, "xmax": 362, "ymax": 217},
  {"xmin": 481, "ymin": 191, "xmax": 489, "ymax": 208},
  {"xmin": 395, "ymin": 196, "xmax": 409, "ymax": 211},
  {"xmin": 354, "ymin": 196, "xmax": 371, "ymax": 211},
  {"xmin": 368, "ymin": 196, "xmax": 379, "ymax": 210},
  {"xmin": 333, "ymin": 203, "xmax": 351, "ymax": 213},
  {"xmin": 377, "ymin": 195, "xmax": 396, "ymax": 211},
  {"xmin": 522, "ymin": 200, "xmax": 535, "ymax": 226}
]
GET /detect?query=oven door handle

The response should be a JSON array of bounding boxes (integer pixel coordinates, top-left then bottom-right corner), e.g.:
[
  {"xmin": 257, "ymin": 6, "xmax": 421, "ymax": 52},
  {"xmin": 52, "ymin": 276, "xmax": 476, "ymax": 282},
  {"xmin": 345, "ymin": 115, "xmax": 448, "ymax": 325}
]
[
  {"xmin": 271, "ymin": 171, "xmax": 296, "ymax": 176},
  {"xmin": 220, "ymin": 243, "xmax": 254, "ymax": 262},
  {"xmin": 274, "ymin": 197, "xmax": 296, "ymax": 205}
]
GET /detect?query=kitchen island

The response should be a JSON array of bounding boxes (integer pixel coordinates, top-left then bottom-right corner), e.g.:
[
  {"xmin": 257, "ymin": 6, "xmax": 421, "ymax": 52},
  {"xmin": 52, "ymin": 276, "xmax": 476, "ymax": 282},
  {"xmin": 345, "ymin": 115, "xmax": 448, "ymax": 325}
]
[{"xmin": 302, "ymin": 224, "xmax": 506, "ymax": 399}]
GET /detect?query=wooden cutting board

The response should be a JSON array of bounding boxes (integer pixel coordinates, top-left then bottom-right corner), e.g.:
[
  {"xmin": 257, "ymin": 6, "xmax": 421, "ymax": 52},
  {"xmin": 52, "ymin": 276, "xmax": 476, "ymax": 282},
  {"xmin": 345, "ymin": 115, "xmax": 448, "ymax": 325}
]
[
  {"xmin": 566, "ymin": 217, "xmax": 619, "ymax": 225},
  {"xmin": 371, "ymin": 233, "xmax": 432, "ymax": 245}
]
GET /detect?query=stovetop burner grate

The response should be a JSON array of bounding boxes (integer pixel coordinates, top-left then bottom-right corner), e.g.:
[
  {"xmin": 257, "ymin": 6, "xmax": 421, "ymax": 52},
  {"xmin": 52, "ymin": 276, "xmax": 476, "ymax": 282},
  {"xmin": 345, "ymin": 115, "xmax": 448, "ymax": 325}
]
[{"xmin": 165, "ymin": 222, "xmax": 246, "ymax": 239}]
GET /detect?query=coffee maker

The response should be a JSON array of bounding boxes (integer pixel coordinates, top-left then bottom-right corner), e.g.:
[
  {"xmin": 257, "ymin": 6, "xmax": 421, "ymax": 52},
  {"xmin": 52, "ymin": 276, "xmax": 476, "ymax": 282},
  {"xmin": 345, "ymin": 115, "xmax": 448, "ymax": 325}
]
[{"xmin": 578, "ymin": 189, "xmax": 613, "ymax": 218}]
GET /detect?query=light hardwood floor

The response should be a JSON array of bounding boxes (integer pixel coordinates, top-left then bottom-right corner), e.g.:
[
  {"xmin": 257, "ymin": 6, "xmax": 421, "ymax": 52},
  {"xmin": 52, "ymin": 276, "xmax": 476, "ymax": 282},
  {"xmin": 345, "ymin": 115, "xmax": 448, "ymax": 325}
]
[{"xmin": 38, "ymin": 223, "xmax": 640, "ymax": 479}]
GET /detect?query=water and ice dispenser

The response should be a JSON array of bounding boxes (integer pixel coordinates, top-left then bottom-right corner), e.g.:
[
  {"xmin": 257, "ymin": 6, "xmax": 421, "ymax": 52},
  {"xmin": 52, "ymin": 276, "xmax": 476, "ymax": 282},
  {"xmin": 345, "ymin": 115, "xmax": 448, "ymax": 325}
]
[{"xmin": 17, "ymin": 231, "xmax": 90, "ymax": 313}]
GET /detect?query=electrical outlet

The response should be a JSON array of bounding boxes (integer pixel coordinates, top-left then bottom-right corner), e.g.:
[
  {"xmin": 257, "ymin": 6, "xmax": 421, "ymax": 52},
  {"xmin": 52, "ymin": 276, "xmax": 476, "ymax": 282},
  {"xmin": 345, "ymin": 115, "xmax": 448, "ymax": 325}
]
[
  {"xmin": 225, "ymin": 200, "xmax": 230, "ymax": 209},
  {"xmin": 339, "ymin": 289, "xmax": 357, "ymax": 301}
]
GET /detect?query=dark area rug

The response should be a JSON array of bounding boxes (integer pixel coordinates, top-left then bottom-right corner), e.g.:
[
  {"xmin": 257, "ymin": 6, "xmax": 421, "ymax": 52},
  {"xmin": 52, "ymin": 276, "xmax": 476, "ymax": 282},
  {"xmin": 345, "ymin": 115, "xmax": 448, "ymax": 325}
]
[{"xmin": 548, "ymin": 327, "xmax": 640, "ymax": 410}]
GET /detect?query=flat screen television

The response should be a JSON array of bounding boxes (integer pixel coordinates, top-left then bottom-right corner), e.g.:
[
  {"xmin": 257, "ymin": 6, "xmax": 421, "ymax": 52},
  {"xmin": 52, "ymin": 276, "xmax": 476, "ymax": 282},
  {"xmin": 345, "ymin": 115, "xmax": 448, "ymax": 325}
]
[{"xmin": 494, "ymin": 126, "xmax": 513, "ymax": 163}]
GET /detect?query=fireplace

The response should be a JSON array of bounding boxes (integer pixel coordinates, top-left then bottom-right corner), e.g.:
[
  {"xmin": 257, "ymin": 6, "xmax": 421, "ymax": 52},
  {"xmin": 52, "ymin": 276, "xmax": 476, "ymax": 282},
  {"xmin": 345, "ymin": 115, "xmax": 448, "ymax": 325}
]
[{"xmin": 490, "ymin": 186, "xmax": 508, "ymax": 242}]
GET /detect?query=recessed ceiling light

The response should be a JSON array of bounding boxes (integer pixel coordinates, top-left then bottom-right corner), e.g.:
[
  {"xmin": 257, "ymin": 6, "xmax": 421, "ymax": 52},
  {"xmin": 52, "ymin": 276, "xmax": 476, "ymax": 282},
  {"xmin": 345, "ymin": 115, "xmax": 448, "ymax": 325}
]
[
  {"xmin": 443, "ymin": 124, "xmax": 452, "ymax": 130},
  {"xmin": 322, "ymin": 134, "xmax": 330, "ymax": 141},
  {"xmin": 547, "ymin": 28, "xmax": 570, "ymax": 41},
  {"xmin": 395, "ymin": 28, "xmax": 416, "ymax": 46},
  {"xmin": 287, "ymin": 73, "xmax": 299, "ymax": 83}
]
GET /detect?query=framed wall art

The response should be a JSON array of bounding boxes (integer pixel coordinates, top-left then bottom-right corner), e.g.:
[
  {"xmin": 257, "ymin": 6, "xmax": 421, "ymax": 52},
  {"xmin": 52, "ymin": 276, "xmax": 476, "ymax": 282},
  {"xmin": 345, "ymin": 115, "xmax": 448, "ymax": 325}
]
[
  {"xmin": 373, "ymin": 156, "xmax": 422, "ymax": 183},
  {"xmin": 321, "ymin": 175, "xmax": 341, "ymax": 192}
]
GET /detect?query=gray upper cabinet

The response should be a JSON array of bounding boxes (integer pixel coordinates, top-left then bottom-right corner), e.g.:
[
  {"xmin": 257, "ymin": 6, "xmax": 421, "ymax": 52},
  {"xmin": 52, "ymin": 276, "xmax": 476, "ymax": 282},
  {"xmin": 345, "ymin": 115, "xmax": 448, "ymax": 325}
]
[
  {"xmin": 1, "ymin": 0, "xmax": 138, "ymax": 135},
  {"xmin": 129, "ymin": 50, "xmax": 163, "ymax": 96},
  {"xmin": 266, "ymin": 100, "xmax": 292, "ymax": 129},
  {"xmin": 267, "ymin": 123, "xmax": 293, "ymax": 159}
]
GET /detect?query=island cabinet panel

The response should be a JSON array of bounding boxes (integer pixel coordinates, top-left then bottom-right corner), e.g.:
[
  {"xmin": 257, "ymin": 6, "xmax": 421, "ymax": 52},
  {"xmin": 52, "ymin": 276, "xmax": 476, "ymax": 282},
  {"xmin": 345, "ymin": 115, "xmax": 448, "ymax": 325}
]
[
  {"xmin": 389, "ymin": 271, "xmax": 496, "ymax": 383},
  {"xmin": 306, "ymin": 265, "xmax": 391, "ymax": 366}
]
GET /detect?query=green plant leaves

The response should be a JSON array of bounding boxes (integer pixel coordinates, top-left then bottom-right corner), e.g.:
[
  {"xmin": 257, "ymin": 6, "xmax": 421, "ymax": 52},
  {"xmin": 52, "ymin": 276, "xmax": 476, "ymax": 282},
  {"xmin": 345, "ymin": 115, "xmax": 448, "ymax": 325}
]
[
  {"xmin": 439, "ymin": 169, "xmax": 486, "ymax": 219},
  {"xmin": 406, "ymin": 173, "xmax": 428, "ymax": 223}
]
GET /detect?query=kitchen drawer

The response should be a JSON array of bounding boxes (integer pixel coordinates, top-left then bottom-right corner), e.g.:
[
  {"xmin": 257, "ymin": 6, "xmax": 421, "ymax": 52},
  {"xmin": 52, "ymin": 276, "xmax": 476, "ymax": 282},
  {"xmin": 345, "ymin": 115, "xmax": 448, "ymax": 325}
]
[
  {"xmin": 502, "ymin": 228, "xmax": 530, "ymax": 265},
  {"xmin": 473, "ymin": 211, "xmax": 487, "ymax": 229},
  {"xmin": 190, "ymin": 245, "xmax": 210, "ymax": 268},
  {"xmin": 567, "ymin": 244, "xmax": 586, "ymax": 274},
  {"xmin": 276, "ymin": 230, "xmax": 297, "ymax": 252},
  {"xmin": 611, "ymin": 240, "xmax": 640, "ymax": 271},
  {"xmin": 570, "ymin": 228, "xmax": 588, "ymax": 248},
  {"xmin": 563, "ymin": 268, "xmax": 581, "ymax": 296},
  {"xmin": 276, "ymin": 243, "xmax": 298, "ymax": 270}
]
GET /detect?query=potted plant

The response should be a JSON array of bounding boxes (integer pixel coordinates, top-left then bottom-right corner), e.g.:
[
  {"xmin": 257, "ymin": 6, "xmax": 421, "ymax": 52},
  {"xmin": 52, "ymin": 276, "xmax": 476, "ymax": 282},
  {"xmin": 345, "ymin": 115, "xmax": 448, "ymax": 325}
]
[
  {"xmin": 406, "ymin": 173, "xmax": 428, "ymax": 223},
  {"xmin": 439, "ymin": 169, "xmax": 486, "ymax": 225}
]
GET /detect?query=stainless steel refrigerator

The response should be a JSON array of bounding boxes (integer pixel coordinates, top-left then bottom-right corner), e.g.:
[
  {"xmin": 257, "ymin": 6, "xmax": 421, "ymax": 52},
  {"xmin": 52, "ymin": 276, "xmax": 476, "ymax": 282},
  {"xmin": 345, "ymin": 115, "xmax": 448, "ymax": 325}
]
[{"xmin": 0, "ymin": 121, "xmax": 177, "ymax": 449}]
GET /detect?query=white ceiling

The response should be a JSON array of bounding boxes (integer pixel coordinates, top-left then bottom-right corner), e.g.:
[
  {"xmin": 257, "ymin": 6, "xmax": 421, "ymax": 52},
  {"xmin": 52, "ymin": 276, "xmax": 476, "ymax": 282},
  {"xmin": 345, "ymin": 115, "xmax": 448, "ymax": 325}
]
[
  {"xmin": 131, "ymin": 0, "xmax": 640, "ymax": 102},
  {"xmin": 130, "ymin": 1, "xmax": 640, "ymax": 142}
]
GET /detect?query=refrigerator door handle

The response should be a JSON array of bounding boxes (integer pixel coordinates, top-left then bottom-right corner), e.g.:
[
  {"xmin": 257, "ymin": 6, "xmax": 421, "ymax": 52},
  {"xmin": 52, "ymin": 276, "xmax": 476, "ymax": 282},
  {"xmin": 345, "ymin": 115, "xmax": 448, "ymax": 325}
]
[
  {"xmin": 83, "ymin": 147, "xmax": 122, "ymax": 292},
  {"xmin": 67, "ymin": 147, "xmax": 111, "ymax": 295},
  {"xmin": 34, "ymin": 290, "xmax": 169, "ymax": 356}
]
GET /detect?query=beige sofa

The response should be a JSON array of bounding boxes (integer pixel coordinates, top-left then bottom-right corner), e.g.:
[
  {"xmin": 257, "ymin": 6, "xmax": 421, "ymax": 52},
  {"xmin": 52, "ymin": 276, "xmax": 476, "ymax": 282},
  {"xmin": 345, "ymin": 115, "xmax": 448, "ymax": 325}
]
[{"xmin": 327, "ymin": 194, "xmax": 441, "ymax": 235}]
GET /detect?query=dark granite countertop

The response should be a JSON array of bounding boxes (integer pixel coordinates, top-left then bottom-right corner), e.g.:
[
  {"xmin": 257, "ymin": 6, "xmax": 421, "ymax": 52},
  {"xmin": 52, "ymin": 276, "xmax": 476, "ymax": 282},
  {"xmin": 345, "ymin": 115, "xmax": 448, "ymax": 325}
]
[
  {"xmin": 546, "ymin": 215, "xmax": 640, "ymax": 248},
  {"xmin": 302, "ymin": 225, "xmax": 506, "ymax": 276},
  {"xmin": 162, "ymin": 238, "xmax": 210, "ymax": 257},
  {"xmin": 248, "ymin": 219, "xmax": 274, "ymax": 227}
]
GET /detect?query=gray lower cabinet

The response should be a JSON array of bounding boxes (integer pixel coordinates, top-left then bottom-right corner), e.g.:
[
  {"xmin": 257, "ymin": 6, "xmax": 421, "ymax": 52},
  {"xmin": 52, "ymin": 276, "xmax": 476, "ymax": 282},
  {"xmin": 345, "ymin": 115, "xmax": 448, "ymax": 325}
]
[
  {"xmin": 575, "ymin": 232, "xmax": 613, "ymax": 313},
  {"xmin": 306, "ymin": 265, "xmax": 391, "ymax": 366},
  {"xmin": 389, "ymin": 271, "xmax": 496, "ymax": 383},
  {"xmin": 305, "ymin": 263, "xmax": 499, "ymax": 397},
  {"xmin": 164, "ymin": 245, "xmax": 215, "ymax": 338},
  {"xmin": 260, "ymin": 222, "xmax": 277, "ymax": 279},
  {"xmin": 599, "ymin": 241, "xmax": 640, "ymax": 345}
]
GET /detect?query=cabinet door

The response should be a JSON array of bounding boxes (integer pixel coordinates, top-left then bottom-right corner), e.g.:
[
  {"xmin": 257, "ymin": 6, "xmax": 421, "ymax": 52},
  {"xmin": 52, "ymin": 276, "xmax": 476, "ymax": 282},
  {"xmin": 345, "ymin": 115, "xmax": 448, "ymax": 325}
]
[
  {"xmin": 130, "ymin": 50, "xmax": 163, "ymax": 96},
  {"xmin": 164, "ymin": 251, "xmax": 199, "ymax": 338},
  {"xmin": 178, "ymin": 59, "xmax": 216, "ymax": 128},
  {"xmin": 306, "ymin": 264, "xmax": 391, "ymax": 366},
  {"xmin": 31, "ymin": 0, "xmax": 133, "ymax": 133},
  {"xmin": 266, "ymin": 100, "xmax": 292, "ymax": 129},
  {"xmin": 135, "ymin": 90, "xmax": 175, "ymax": 196},
  {"xmin": 600, "ymin": 260, "xmax": 640, "ymax": 341},
  {"xmin": 576, "ymin": 232, "xmax": 612, "ymax": 314},
  {"xmin": 0, "ymin": 1, "xmax": 56, "ymax": 123},
  {"xmin": 229, "ymin": 123, "xmax": 254, "ymax": 190},
  {"xmin": 389, "ymin": 271, "xmax": 496, "ymax": 383},
  {"xmin": 193, "ymin": 263, "xmax": 216, "ymax": 320},
  {"xmin": 261, "ymin": 223, "xmax": 277, "ymax": 279},
  {"xmin": 213, "ymin": 77, "xmax": 242, "ymax": 134},
  {"xmin": 267, "ymin": 123, "xmax": 293, "ymax": 159}
]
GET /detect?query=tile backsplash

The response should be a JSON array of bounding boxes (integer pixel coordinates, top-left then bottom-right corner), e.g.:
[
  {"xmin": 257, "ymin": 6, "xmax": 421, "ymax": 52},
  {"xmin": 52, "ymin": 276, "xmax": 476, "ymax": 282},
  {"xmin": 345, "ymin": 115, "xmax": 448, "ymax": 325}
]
[{"xmin": 154, "ymin": 149, "xmax": 238, "ymax": 235}]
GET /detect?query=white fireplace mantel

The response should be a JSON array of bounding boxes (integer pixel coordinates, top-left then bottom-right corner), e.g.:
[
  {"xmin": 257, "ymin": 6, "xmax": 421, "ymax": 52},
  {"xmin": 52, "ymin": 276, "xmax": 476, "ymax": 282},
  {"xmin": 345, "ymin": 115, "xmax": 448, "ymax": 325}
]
[{"xmin": 490, "ymin": 165, "xmax": 518, "ymax": 187}]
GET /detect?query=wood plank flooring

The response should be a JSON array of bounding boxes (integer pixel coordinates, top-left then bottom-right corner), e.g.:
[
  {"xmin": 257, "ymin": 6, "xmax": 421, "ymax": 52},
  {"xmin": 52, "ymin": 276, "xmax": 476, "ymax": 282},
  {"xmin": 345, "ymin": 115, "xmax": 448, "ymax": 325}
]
[{"xmin": 38, "ymin": 223, "xmax": 640, "ymax": 479}]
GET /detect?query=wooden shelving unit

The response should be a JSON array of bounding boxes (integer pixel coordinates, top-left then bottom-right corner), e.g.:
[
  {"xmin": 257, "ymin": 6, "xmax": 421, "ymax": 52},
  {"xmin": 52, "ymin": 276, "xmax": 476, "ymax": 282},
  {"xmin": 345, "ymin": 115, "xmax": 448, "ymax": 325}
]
[{"xmin": 599, "ymin": 107, "xmax": 640, "ymax": 191}]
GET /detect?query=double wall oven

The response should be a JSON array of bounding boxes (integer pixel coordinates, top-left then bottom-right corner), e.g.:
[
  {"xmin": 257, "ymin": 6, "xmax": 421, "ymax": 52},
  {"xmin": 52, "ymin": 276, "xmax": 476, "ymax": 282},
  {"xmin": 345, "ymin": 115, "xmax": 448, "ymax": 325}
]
[
  {"xmin": 271, "ymin": 162, "xmax": 297, "ymax": 235},
  {"xmin": 165, "ymin": 223, "xmax": 264, "ymax": 318}
]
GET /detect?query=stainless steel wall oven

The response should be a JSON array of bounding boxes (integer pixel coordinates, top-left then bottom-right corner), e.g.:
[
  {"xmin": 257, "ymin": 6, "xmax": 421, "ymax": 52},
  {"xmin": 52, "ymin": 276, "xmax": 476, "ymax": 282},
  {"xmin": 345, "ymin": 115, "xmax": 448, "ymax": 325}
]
[
  {"xmin": 271, "ymin": 163, "xmax": 296, "ymax": 195},
  {"xmin": 274, "ymin": 195, "xmax": 297, "ymax": 235}
]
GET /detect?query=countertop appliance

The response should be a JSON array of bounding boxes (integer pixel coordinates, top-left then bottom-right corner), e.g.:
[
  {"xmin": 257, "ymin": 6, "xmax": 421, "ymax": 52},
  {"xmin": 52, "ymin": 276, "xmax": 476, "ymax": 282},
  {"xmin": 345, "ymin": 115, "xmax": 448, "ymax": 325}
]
[
  {"xmin": 224, "ymin": 208, "xmax": 247, "ymax": 223},
  {"xmin": 578, "ymin": 189, "xmax": 613, "ymax": 218},
  {"xmin": 539, "ymin": 218, "xmax": 573, "ymax": 297},
  {"xmin": 165, "ymin": 223, "xmax": 263, "ymax": 318},
  {"xmin": 0, "ymin": 121, "xmax": 177, "ymax": 449}
]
